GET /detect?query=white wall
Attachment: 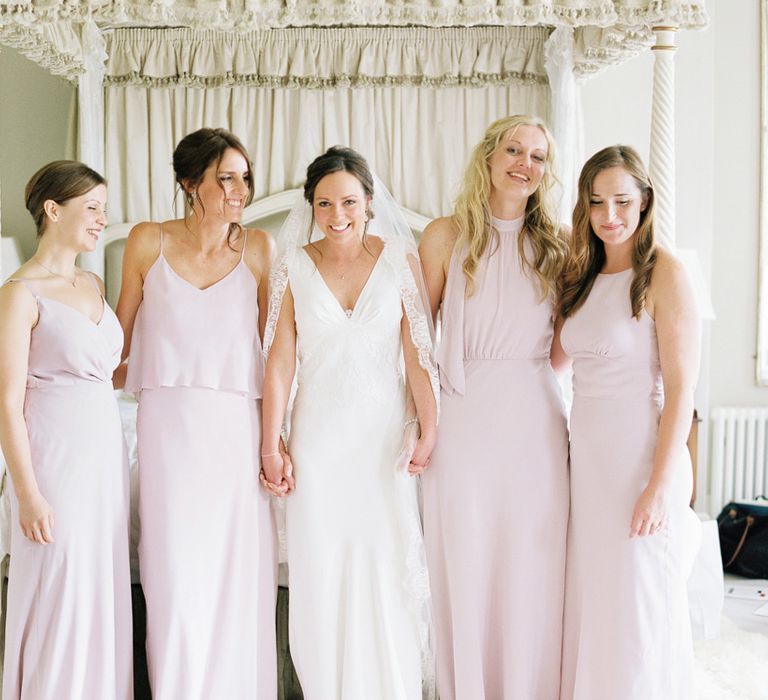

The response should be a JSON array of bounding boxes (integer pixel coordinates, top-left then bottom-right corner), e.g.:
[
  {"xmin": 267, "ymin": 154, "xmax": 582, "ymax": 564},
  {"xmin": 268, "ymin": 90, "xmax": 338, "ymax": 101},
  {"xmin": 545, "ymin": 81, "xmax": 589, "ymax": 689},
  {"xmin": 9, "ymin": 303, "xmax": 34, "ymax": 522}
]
[
  {"xmin": 0, "ymin": 46, "xmax": 76, "ymax": 264},
  {"xmin": 583, "ymin": 0, "xmax": 766, "ymax": 410},
  {"xmin": 581, "ymin": 1, "xmax": 767, "ymax": 509}
]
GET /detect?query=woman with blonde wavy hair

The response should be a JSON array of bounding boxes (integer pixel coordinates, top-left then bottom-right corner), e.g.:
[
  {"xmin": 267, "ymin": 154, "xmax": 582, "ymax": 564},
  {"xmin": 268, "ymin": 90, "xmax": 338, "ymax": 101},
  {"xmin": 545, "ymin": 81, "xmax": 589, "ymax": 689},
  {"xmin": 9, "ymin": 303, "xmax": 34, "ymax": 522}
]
[
  {"xmin": 419, "ymin": 115, "xmax": 570, "ymax": 699},
  {"xmin": 558, "ymin": 145, "xmax": 699, "ymax": 699}
]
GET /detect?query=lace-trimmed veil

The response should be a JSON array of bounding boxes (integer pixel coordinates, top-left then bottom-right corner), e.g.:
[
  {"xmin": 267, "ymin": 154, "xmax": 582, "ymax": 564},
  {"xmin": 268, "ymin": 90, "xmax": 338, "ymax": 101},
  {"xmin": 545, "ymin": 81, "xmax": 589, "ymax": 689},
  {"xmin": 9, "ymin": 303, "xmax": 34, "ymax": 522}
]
[{"xmin": 262, "ymin": 173, "xmax": 438, "ymax": 698}]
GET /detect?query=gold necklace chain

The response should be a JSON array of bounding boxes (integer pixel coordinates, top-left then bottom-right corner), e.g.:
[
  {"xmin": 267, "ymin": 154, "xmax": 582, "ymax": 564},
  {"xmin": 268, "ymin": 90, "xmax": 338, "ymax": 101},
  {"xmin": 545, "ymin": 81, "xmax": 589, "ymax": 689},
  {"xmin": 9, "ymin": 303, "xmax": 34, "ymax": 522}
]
[{"xmin": 32, "ymin": 257, "xmax": 77, "ymax": 288}]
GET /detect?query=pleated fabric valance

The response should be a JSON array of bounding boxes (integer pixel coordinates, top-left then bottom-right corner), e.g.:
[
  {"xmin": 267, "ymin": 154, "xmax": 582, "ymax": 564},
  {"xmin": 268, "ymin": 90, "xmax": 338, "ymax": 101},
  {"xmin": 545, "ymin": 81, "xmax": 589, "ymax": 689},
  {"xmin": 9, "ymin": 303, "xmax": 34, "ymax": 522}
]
[
  {"xmin": 103, "ymin": 26, "xmax": 549, "ymax": 89},
  {"xmin": 0, "ymin": 1, "xmax": 708, "ymax": 83}
]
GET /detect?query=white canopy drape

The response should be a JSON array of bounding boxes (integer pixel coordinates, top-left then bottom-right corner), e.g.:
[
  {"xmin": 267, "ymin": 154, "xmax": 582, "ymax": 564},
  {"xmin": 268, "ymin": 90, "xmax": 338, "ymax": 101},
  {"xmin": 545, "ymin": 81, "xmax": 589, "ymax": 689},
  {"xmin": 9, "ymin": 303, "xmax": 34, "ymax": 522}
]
[
  {"xmin": 104, "ymin": 26, "xmax": 552, "ymax": 222},
  {"xmin": 0, "ymin": 1, "xmax": 708, "ymax": 81}
]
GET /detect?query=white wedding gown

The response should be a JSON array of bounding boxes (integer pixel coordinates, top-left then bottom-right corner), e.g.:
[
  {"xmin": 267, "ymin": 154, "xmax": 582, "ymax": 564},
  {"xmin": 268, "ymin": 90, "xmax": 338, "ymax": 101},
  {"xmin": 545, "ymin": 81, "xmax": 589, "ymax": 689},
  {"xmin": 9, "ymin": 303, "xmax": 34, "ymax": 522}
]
[{"xmin": 285, "ymin": 247, "xmax": 428, "ymax": 700}]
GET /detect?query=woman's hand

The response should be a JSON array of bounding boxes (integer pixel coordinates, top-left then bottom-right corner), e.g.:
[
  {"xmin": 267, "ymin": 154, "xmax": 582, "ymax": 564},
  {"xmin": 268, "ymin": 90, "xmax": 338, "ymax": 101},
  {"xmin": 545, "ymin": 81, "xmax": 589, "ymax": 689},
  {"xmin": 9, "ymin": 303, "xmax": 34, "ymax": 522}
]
[
  {"xmin": 629, "ymin": 483, "xmax": 670, "ymax": 538},
  {"xmin": 408, "ymin": 433, "xmax": 436, "ymax": 476},
  {"xmin": 259, "ymin": 448, "xmax": 295, "ymax": 497},
  {"xmin": 18, "ymin": 490, "xmax": 54, "ymax": 544}
]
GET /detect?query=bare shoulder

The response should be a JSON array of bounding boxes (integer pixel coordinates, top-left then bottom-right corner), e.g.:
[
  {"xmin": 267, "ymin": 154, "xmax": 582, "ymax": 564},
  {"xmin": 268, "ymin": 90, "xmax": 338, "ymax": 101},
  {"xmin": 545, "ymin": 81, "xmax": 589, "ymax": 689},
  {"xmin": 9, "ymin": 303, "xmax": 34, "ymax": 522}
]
[
  {"xmin": 419, "ymin": 216, "xmax": 457, "ymax": 262},
  {"xmin": 244, "ymin": 227, "xmax": 274, "ymax": 258},
  {"xmin": 126, "ymin": 220, "xmax": 161, "ymax": 245},
  {"xmin": 420, "ymin": 216, "xmax": 458, "ymax": 247},
  {"xmin": 85, "ymin": 271, "xmax": 106, "ymax": 295},
  {"xmin": 648, "ymin": 246, "xmax": 696, "ymax": 316},
  {"xmin": 124, "ymin": 220, "xmax": 164, "ymax": 272},
  {"xmin": 651, "ymin": 247, "xmax": 689, "ymax": 290},
  {"xmin": 0, "ymin": 278, "xmax": 38, "ymax": 322},
  {"xmin": 367, "ymin": 234, "xmax": 386, "ymax": 257}
]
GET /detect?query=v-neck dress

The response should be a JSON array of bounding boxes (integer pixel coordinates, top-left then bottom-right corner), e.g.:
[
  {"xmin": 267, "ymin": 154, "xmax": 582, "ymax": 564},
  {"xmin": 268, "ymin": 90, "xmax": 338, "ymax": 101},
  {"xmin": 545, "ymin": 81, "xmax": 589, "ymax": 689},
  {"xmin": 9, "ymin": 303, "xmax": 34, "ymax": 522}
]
[
  {"xmin": 3, "ymin": 279, "xmax": 132, "ymax": 700},
  {"xmin": 284, "ymin": 246, "xmax": 424, "ymax": 699},
  {"xmin": 125, "ymin": 229, "xmax": 277, "ymax": 700}
]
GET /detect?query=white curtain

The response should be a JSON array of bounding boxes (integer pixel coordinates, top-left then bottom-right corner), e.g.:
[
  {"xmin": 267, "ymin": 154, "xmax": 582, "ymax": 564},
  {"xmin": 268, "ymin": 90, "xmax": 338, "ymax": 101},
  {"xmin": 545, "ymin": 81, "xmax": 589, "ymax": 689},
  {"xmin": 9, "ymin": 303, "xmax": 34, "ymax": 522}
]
[{"xmin": 104, "ymin": 27, "xmax": 551, "ymax": 222}]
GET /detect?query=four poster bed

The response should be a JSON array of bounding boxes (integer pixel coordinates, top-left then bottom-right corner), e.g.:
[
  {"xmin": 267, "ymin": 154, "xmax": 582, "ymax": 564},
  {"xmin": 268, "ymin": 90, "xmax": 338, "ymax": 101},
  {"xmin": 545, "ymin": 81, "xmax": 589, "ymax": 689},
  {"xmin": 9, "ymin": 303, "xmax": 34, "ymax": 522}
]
[{"xmin": 0, "ymin": 1, "xmax": 709, "ymax": 695}]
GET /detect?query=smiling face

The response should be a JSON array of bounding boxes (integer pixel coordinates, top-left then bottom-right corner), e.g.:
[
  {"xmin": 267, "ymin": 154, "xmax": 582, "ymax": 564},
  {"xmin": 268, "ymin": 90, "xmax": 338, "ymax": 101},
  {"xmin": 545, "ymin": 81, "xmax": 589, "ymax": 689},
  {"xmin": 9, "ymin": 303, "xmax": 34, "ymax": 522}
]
[
  {"xmin": 487, "ymin": 124, "xmax": 549, "ymax": 203},
  {"xmin": 312, "ymin": 170, "xmax": 370, "ymax": 241},
  {"xmin": 191, "ymin": 147, "xmax": 251, "ymax": 224},
  {"xmin": 45, "ymin": 183, "xmax": 107, "ymax": 253},
  {"xmin": 588, "ymin": 166, "xmax": 647, "ymax": 254}
]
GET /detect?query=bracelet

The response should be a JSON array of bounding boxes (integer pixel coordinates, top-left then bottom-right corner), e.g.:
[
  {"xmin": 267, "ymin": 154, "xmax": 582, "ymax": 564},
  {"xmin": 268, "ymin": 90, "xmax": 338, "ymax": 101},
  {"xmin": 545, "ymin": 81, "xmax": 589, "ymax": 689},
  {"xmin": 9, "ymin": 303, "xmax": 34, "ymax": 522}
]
[
  {"xmin": 405, "ymin": 418, "xmax": 419, "ymax": 427},
  {"xmin": 261, "ymin": 452, "xmax": 279, "ymax": 458}
]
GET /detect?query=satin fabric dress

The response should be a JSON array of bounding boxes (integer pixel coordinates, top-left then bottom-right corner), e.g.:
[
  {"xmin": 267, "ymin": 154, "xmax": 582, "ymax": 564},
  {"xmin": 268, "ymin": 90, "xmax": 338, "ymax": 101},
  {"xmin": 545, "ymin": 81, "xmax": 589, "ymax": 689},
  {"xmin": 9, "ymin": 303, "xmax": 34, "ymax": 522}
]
[
  {"xmin": 284, "ymin": 248, "xmax": 426, "ymax": 700},
  {"xmin": 126, "ymin": 228, "xmax": 277, "ymax": 700},
  {"xmin": 3, "ymin": 278, "xmax": 132, "ymax": 700},
  {"xmin": 422, "ymin": 216, "xmax": 569, "ymax": 700},
  {"xmin": 559, "ymin": 268, "xmax": 699, "ymax": 700}
]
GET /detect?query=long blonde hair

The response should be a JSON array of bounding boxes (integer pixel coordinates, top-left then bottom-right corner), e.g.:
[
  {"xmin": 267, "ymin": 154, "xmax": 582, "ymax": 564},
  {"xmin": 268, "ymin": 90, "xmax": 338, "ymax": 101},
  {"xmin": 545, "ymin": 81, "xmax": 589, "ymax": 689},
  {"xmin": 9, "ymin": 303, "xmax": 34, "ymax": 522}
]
[
  {"xmin": 558, "ymin": 145, "xmax": 656, "ymax": 319},
  {"xmin": 452, "ymin": 115, "xmax": 566, "ymax": 298}
]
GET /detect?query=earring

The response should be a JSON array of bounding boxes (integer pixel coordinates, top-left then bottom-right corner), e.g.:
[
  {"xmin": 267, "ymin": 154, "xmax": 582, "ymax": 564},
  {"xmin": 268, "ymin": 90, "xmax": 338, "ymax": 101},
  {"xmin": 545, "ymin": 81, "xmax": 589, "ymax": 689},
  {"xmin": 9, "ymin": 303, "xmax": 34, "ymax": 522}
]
[{"xmin": 190, "ymin": 191, "xmax": 197, "ymax": 201}]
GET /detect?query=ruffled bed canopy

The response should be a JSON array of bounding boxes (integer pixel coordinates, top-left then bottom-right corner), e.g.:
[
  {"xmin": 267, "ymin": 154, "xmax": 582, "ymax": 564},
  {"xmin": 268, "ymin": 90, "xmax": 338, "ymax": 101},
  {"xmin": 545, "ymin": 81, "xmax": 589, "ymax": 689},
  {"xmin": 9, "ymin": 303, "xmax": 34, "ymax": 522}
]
[
  {"xmin": 1, "ymin": 1, "xmax": 707, "ymax": 80},
  {"xmin": 0, "ymin": 0, "xmax": 708, "ymax": 271}
]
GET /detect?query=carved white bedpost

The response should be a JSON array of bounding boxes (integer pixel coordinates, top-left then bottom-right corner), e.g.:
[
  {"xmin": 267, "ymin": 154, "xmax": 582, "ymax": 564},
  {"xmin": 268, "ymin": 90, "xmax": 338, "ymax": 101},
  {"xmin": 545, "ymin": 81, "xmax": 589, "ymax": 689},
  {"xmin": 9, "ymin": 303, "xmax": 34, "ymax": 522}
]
[
  {"xmin": 648, "ymin": 26, "xmax": 678, "ymax": 249},
  {"xmin": 78, "ymin": 19, "xmax": 108, "ymax": 275}
]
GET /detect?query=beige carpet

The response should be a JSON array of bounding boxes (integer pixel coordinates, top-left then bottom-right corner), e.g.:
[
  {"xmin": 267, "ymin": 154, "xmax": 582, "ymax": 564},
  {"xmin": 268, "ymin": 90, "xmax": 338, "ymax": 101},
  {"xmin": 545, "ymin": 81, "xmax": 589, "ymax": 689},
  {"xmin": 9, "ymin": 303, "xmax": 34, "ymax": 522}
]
[{"xmin": 694, "ymin": 617, "xmax": 768, "ymax": 700}]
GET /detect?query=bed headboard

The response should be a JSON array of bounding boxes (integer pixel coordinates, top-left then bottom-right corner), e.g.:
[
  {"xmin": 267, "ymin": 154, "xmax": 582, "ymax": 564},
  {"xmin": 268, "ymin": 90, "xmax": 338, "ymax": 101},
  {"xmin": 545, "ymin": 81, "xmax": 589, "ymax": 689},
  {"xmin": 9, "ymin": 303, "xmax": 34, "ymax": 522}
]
[{"xmin": 102, "ymin": 188, "xmax": 431, "ymax": 308}]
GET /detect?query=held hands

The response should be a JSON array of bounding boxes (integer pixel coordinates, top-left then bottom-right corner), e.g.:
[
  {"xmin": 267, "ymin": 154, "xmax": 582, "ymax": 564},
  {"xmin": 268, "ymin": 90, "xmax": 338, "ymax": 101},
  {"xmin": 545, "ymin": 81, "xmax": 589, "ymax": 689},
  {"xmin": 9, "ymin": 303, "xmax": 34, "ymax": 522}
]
[
  {"xmin": 259, "ymin": 446, "xmax": 295, "ymax": 498},
  {"xmin": 19, "ymin": 490, "xmax": 55, "ymax": 545},
  {"xmin": 407, "ymin": 426, "xmax": 436, "ymax": 476},
  {"xmin": 629, "ymin": 483, "xmax": 670, "ymax": 538}
]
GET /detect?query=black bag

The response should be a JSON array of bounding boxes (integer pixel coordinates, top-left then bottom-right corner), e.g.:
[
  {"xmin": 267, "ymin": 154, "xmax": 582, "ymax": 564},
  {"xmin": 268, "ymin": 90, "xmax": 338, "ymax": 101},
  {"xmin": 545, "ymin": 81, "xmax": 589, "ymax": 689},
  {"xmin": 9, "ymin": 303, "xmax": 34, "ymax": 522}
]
[{"xmin": 716, "ymin": 498, "xmax": 768, "ymax": 578}]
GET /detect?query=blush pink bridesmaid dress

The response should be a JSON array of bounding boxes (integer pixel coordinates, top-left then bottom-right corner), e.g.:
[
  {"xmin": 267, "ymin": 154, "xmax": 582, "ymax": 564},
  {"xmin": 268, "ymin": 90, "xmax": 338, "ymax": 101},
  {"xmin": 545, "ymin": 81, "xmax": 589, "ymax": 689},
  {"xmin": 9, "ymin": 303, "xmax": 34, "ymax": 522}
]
[
  {"xmin": 422, "ymin": 216, "xmax": 569, "ymax": 700},
  {"xmin": 126, "ymin": 227, "xmax": 277, "ymax": 700},
  {"xmin": 559, "ymin": 268, "xmax": 699, "ymax": 700},
  {"xmin": 3, "ymin": 278, "xmax": 132, "ymax": 699}
]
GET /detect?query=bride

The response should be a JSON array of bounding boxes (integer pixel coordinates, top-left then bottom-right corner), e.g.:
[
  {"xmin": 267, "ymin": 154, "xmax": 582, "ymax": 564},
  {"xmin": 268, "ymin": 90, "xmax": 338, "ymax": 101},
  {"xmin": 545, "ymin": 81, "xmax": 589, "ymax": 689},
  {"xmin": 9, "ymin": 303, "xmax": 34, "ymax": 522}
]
[{"xmin": 261, "ymin": 146, "xmax": 438, "ymax": 699}]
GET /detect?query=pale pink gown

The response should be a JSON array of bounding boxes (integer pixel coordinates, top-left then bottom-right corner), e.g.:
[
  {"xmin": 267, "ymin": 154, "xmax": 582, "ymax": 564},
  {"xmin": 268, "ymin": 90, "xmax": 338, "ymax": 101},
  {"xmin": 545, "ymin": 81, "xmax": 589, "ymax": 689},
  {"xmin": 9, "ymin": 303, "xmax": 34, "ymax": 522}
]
[
  {"xmin": 422, "ymin": 216, "xmax": 569, "ymax": 700},
  {"xmin": 559, "ymin": 268, "xmax": 698, "ymax": 700},
  {"xmin": 3, "ymin": 278, "xmax": 132, "ymax": 700},
  {"xmin": 126, "ymin": 228, "xmax": 277, "ymax": 699}
]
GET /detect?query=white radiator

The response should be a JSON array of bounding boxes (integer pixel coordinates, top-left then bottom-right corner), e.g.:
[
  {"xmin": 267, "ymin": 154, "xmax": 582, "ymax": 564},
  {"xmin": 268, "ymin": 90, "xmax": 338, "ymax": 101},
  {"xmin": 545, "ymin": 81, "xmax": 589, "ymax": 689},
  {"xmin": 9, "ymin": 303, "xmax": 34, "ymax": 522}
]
[{"xmin": 710, "ymin": 407, "xmax": 768, "ymax": 510}]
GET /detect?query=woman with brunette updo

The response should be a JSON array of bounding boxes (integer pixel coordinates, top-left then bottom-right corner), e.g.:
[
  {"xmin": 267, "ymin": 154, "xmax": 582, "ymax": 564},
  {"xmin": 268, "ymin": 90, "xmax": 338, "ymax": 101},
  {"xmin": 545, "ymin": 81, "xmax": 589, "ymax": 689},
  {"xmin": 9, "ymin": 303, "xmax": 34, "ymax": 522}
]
[
  {"xmin": 261, "ymin": 146, "xmax": 438, "ymax": 699},
  {"xmin": 117, "ymin": 128, "xmax": 278, "ymax": 698}
]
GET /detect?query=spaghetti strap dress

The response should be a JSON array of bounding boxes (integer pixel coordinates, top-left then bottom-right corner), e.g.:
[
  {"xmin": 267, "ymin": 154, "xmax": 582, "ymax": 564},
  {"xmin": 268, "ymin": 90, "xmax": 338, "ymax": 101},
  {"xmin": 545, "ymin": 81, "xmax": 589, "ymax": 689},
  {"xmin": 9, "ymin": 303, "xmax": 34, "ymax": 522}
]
[
  {"xmin": 559, "ymin": 268, "xmax": 699, "ymax": 700},
  {"xmin": 422, "ymin": 216, "xmax": 569, "ymax": 700},
  {"xmin": 3, "ymin": 277, "xmax": 132, "ymax": 700},
  {"xmin": 125, "ymin": 227, "xmax": 277, "ymax": 700}
]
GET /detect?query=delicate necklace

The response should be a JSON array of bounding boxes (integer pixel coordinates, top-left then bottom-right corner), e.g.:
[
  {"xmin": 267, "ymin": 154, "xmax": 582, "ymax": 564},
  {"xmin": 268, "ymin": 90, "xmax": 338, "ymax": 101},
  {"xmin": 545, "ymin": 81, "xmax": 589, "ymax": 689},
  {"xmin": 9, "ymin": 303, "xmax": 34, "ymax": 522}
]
[
  {"xmin": 33, "ymin": 257, "xmax": 77, "ymax": 287},
  {"xmin": 330, "ymin": 247, "xmax": 365, "ymax": 280}
]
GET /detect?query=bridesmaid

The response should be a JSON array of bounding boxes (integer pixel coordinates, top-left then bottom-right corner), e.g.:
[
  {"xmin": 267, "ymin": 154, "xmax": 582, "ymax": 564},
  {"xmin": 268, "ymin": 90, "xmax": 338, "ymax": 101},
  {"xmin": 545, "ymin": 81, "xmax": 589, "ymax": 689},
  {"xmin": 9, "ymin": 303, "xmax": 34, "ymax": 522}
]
[
  {"xmin": 558, "ymin": 145, "xmax": 699, "ymax": 699},
  {"xmin": 0, "ymin": 161, "xmax": 132, "ymax": 698},
  {"xmin": 419, "ymin": 115, "xmax": 570, "ymax": 699},
  {"xmin": 116, "ymin": 128, "xmax": 278, "ymax": 699}
]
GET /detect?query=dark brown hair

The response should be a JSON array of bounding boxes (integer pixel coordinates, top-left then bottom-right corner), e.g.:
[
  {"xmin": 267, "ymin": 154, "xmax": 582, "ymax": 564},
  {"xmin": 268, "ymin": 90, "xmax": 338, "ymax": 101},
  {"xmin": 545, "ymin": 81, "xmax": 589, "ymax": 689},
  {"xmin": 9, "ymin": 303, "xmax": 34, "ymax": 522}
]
[
  {"xmin": 303, "ymin": 146, "xmax": 375, "ymax": 249},
  {"xmin": 173, "ymin": 128, "xmax": 254, "ymax": 244},
  {"xmin": 558, "ymin": 144, "xmax": 656, "ymax": 319},
  {"xmin": 25, "ymin": 160, "xmax": 106, "ymax": 236}
]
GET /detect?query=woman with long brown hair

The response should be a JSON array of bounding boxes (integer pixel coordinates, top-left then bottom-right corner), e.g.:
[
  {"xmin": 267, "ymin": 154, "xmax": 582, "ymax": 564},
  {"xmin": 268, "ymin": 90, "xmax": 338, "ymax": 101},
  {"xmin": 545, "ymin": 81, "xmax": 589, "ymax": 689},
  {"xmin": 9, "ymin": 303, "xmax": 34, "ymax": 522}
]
[
  {"xmin": 558, "ymin": 145, "xmax": 699, "ymax": 699},
  {"xmin": 419, "ymin": 115, "xmax": 570, "ymax": 699}
]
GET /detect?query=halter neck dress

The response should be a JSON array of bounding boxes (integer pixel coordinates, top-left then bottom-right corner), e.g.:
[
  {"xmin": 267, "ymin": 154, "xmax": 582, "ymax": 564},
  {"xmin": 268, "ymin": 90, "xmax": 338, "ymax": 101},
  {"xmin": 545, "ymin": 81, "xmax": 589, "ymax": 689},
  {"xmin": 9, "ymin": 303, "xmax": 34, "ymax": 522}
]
[
  {"xmin": 559, "ymin": 268, "xmax": 699, "ymax": 700},
  {"xmin": 422, "ymin": 216, "xmax": 569, "ymax": 700},
  {"xmin": 125, "ymin": 226, "xmax": 277, "ymax": 700},
  {"xmin": 3, "ymin": 276, "xmax": 132, "ymax": 700}
]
